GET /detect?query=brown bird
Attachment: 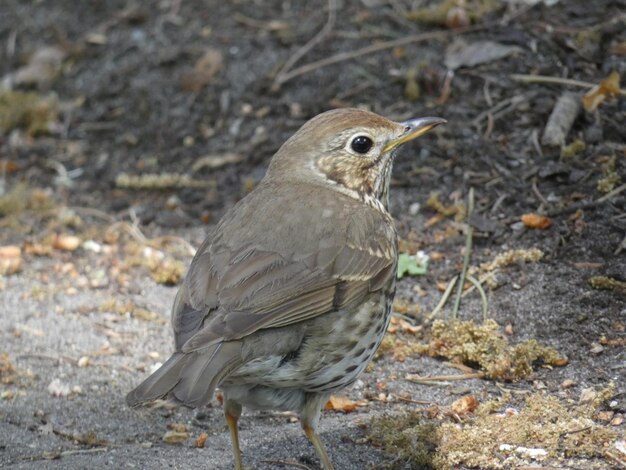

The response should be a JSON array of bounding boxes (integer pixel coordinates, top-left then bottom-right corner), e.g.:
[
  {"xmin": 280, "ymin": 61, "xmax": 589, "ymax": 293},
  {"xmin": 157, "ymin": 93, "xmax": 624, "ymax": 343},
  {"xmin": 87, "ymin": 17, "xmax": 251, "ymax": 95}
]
[{"xmin": 127, "ymin": 108, "xmax": 445, "ymax": 469}]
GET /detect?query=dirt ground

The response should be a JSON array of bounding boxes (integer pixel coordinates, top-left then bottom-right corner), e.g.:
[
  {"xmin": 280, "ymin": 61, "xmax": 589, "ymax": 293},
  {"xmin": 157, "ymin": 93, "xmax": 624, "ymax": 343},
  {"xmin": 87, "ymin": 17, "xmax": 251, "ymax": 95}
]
[{"xmin": 1, "ymin": 0, "xmax": 625, "ymax": 469}]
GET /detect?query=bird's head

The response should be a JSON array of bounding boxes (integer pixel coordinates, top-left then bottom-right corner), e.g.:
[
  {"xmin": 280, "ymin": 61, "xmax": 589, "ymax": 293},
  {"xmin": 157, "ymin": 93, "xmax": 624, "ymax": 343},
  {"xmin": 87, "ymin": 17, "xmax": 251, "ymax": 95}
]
[{"xmin": 267, "ymin": 108, "xmax": 445, "ymax": 208}]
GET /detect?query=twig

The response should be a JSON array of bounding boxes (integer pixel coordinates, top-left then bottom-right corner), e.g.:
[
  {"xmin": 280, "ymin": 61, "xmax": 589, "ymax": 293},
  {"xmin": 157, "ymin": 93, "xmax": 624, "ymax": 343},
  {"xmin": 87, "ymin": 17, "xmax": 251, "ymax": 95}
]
[
  {"xmin": 597, "ymin": 182, "xmax": 626, "ymax": 203},
  {"xmin": 471, "ymin": 94, "xmax": 527, "ymax": 127},
  {"xmin": 452, "ymin": 188, "xmax": 474, "ymax": 319},
  {"xmin": 427, "ymin": 275, "xmax": 458, "ymax": 321},
  {"xmin": 406, "ymin": 372, "xmax": 485, "ymax": 383},
  {"xmin": 69, "ymin": 206, "xmax": 117, "ymax": 223},
  {"xmin": 273, "ymin": 24, "xmax": 487, "ymax": 89},
  {"xmin": 511, "ymin": 73, "xmax": 626, "ymax": 96},
  {"xmin": 271, "ymin": 0, "xmax": 337, "ymax": 91},
  {"xmin": 501, "ymin": 185, "xmax": 626, "ymax": 225},
  {"xmin": 395, "ymin": 396, "xmax": 433, "ymax": 405},
  {"xmin": 559, "ymin": 426, "xmax": 592, "ymax": 436},
  {"xmin": 531, "ymin": 179, "xmax": 549, "ymax": 208}
]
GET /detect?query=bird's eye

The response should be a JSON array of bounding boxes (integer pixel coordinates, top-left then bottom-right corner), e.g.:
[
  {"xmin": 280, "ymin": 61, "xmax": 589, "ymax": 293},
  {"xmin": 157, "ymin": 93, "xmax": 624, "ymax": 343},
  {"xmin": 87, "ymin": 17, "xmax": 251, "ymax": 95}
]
[{"xmin": 350, "ymin": 135, "xmax": 373, "ymax": 154}]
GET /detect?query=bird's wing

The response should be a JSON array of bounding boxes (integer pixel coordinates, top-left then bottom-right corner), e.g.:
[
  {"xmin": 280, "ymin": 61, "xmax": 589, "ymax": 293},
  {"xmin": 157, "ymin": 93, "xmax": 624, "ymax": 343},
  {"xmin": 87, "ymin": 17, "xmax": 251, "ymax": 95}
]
[{"xmin": 173, "ymin": 186, "xmax": 397, "ymax": 353}]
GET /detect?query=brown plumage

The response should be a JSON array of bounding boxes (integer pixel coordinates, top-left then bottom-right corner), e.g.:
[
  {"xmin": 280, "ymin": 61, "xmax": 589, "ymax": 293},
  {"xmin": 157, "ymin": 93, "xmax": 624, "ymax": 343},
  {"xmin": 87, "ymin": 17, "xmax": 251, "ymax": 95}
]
[{"xmin": 127, "ymin": 108, "xmax": 445, "ymax": 470}]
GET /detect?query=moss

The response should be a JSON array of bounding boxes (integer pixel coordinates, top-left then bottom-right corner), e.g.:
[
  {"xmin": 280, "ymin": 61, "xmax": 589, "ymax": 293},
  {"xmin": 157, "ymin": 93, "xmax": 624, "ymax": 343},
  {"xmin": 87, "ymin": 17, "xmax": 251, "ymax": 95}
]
[
  {"xmin": 368, "ymin": 412, "xmax": 438, "ymax": 468},
  {"xmin": 100, "ymin": 299, "xmax": 166, "ymax": 324},
  {"xmin": 0, "ymin": 183, "xmax": 28, "ymax": 218},
  {"xmin": 406, "ymin": 0, "xmax": 497, "ymax": 26},
  {"xmin": 434, "ymin": 386, "xmax": 619, "ymax": 469},
  {"xmin": 561, "ymin": 138, "xmax": 586, "ymax": 159},
  {"xmin": 150, "ymin": 258, "xmax": 185, "ymax": 286},
  {"xmin": 369, "ymin": 386, "xmax": 619, "ymax": 469},
  {"xmin": 589, "ymin": 275, "xmax": 626, "ymax": 294},
  {"xmin": 0, "ymin": 91, "xmax": 58, "ymax": 135},
  {"xmin": 421, "ymin": 319, "xmax": 567, "ymax": 380}
]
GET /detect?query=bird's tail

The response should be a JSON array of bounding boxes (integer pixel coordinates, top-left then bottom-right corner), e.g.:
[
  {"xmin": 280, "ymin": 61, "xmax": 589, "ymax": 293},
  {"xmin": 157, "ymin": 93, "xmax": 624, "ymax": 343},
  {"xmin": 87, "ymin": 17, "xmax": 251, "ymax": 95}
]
[{"xmin": 126, "ymin": 341, "xmax": 242, "ymax": 409}]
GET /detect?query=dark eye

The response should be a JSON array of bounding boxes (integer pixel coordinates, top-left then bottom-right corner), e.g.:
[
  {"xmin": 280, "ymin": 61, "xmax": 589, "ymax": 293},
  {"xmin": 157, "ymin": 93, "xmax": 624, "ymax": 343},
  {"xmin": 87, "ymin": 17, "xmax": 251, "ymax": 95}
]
[{"xmin": 350, "ymin": 135, "xmax": 373, "ymax": 154}]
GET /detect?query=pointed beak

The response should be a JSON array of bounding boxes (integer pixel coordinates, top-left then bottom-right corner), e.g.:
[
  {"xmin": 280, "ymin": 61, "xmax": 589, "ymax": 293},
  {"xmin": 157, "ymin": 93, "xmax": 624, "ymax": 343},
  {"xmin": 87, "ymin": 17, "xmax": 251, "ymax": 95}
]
[{"xmin": 383, "ymin": 117, "xmax": 446, "ymax": 153}]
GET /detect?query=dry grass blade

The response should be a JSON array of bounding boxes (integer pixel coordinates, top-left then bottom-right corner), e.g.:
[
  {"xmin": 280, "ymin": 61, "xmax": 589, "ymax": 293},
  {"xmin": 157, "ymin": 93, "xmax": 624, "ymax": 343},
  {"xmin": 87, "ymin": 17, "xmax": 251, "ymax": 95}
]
[
  {"xmin": 511, "ymin": 73, "xmax": 626, "ymax": 97},
  {"xmin": 452, "ymin": 188, "xmax": 475, "ymax": 319},
  {"xmin": 271, "ymin": 0, "xmax": 337, "ymax": 91},
  {"xmin": 273, "ymin": 24, "xmax": 487, "ymax": 89},
  {"xmin": 406, "ymin": 372, "xmax": 485, "ymax": 384},
  {"xmin": 427, "ymin": 274, "xmax": 458, "ymax": 322},
  {"xmin": 465, "ymin": 275, "xmax": 488, "ymax": 321}
]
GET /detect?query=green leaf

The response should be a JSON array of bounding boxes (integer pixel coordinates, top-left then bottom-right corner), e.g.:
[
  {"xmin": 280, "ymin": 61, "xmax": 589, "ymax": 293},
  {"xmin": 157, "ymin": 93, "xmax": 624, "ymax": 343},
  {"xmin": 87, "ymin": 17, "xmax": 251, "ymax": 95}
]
[{"xmin": 397, "ymin": 252, "xmax": 428, "ymax": 279}]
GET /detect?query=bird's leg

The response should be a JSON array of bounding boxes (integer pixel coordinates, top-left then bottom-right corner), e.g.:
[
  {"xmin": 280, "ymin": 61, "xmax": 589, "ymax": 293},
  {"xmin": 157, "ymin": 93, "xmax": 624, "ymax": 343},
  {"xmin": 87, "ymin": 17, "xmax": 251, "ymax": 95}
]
[
  {"xmin": 301, "ymin": 393, "xmax": 334, "ymax": 470},
  {"xmin": 224, "ymin": 399, "xmax": 243, "ymax": 470}
]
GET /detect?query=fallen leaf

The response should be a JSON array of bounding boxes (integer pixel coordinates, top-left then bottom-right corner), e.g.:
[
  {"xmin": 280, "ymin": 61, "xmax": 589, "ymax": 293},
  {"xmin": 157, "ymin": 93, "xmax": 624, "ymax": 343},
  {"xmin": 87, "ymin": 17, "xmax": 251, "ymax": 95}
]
[
  {"xmin": 195, "ymin": 432, "xmax": 209, "ymax": 448},
  {"xmin": 167, "ymin": 422, "xmax": 189, "ymax": 433},
  {"xmin": 450, "ymin": 395, "xmax": 479, "ymax": 417},
  {"xmin": 521, "ymin": 213, "xmax": 552, "ymax": 229},
  {"xmin": 10, "ymin": 46, "xmax": 67, "ymax": 88},
  {"xmin": 582, "ymin": 71, "xmax": 621, "ymax": 112},
  {"xmin": 0, "ymin": 160, "xmax": 19, "ymax": 174},
  {"xmin": 0, "ymin": 245, "xmax": 22, "ymax": 276},
  {"xmin": 397, "ymin": 252, "xmax": 428, "ymax": 279},
  {"xmin": 445, "ymin": 40, "xmax": 522, "ymax": 70},
  {"xmin": 181, "ymin": 48, "xmax": 223, "ymax": 92},
  {"xmin": 162, "ymin": 430, "xmax": 189, "ymax": 444},
  {"xmin": 325, "ymin": 395, "xmax": 367, "ymax": 412},
  {"xmin": 398, "ymin": 318, "xmax": 421, "ymax": 334},
  {"xmin": 53, "ymin": 234, "xmax": 81, "ymax": 251}
]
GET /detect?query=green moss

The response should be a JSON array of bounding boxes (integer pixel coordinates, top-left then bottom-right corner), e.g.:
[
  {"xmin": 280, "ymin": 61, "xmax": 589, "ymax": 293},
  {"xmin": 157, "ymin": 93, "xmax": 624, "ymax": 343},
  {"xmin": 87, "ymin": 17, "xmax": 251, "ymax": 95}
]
[
  {"xmin": 421, "ymin": 319, "xmax": 567, "ymax": 380},
  {"xmin": 0, "ymin": 91, "xmax": 58, "ymax": 135},
  {"xmin": 369, "ymin": 412, "xmax": 438, "ymax": 468}
]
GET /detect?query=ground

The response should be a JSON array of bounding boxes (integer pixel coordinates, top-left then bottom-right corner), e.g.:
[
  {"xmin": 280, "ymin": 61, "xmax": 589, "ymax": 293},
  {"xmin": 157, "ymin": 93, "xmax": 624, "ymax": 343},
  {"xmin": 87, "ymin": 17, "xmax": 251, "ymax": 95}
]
[{"xmin": 0, "ymin": 0, "xmax": 625, "ymax": 469}]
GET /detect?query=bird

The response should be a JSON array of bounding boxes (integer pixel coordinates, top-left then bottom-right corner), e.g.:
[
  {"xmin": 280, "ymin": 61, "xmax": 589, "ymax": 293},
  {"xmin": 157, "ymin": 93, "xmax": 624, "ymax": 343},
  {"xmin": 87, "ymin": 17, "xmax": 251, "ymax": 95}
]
[{"xmin": 126, "ymin": 108, "xmax": 445, "ymax": 470}]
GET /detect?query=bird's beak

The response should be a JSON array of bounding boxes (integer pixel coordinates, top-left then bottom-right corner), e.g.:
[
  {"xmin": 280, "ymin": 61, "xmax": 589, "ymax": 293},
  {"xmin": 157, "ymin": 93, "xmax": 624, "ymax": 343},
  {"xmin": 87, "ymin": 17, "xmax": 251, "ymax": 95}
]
[{"xmin": 383, "ymin": 117, "xmax": 446, "ymax": 153}]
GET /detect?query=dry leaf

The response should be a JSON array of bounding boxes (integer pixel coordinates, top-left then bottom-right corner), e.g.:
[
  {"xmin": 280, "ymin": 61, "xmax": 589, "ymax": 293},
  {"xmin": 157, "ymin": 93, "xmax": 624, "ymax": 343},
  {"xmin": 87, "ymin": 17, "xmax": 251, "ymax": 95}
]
[
  {"xmin": 0, "ymin": 245, "xmax": 21, "ymax": 258},
  {"xmin": 521, "ymin": 213, "xmax": 552, "ymax": 229},
  {"xmin": 445, "ymin": 40, "xmax": 521, "ymax": 70},
  {"xmin": 191, "ymin": 153, "xmax": 243, "ymax": 171},
  {"xmin": 162, "ymin": 430, "xmax": 189, "ymax": 444},
  {"xmin": 0, "ymin": 245, "xmax": 22, "ymax": 276},
  {"xmin": 181, "ymin": 48, "xmax": 223, "ymax": 93},
  {"xmin": 195, "ymin": 432, "xmax": 209, "ymax": 448},
  {"xmin": 582, "ymin": 71, "xmax": 621, "ymax": 112},
  {"xmin": 325, "ymin": 395, "xmax": 367, "ymax": 412},
  {"xmin": 53, "ymin": 234, "xmax": 81, "ymax": 251},
  {"xmin": 398, "ymin": 318, "xmax": 421, "ymax": 334},
  {"xmin": 0, "ymin": 160, "xmax": 19, "ymax": 174},
  {"xmin": 450, "ymin": 395, "xmax": 479, "ymax": 417},
  {"xmin": 11, "ymin": 46, "xmax": 67, "ymax": 88}
]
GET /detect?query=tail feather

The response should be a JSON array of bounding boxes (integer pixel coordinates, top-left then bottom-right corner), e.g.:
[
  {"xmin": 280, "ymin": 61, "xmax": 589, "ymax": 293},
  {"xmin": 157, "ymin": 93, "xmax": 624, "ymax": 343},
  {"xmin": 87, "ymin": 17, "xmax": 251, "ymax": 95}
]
[
  {"xmin": 126, "ymin": 342, "xmax": 242, "ymax": 408},
  {"xmin": 173, "ymin": 342, "xmax": 242, "ymax": 408}
]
